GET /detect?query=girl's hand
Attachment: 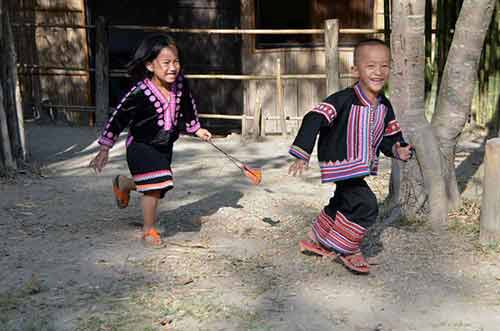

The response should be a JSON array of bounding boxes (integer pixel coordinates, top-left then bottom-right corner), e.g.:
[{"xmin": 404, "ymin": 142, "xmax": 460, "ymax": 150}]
[
  {"xmin": 195, "ymin": 128, "xmax": 212, "ymax": 141},
  {"xmin": 395, "ymin": 142, "xmax": 414, "ymax": 161},
  {"xmin": 288, "ymin": 159, "xmax": 308, "ymax": 176},
  {"xmin": 89, "ymin": 146, "xmax": 109, "ymax": 173}
]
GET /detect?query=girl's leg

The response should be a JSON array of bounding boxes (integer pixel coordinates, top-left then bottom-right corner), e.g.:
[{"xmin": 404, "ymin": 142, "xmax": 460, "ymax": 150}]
[
  {"xmin": 118, "ymin": 175, "xmax": 136, "ymax": 193},
  {"xmin": 141, "ymin": 190, "xmax": 162, "ymax": 234}
]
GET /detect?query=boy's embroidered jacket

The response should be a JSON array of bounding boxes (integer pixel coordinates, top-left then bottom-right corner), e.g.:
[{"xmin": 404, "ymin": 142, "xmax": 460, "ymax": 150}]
[
  {"xmin": 289, "ymin": 83, "xmax": 406, "ymax": 183},
  {"xmin": 98, "ymin": 74, "xmax": 200, "ymax": 148}
]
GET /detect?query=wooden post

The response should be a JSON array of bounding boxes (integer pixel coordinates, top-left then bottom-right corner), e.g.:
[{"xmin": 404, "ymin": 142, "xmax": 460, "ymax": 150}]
[
  {"xmin": 324, "ymin": 19, "xmax": 340, "ymax": 95},
  {"xmin": 480, "ymin": 138, "xmax": 500, "ymax": 243},
  {"xmin": 95, "ymin": 16, "xmax": 109, "ymax": 125},
  {"xmin": 276, "ymin": 58, "xmax": 287, "ymax": 136},
  {"xmin": 384, "ymin": 0, "xmax": 391, "ymax": 45},
  {"xmin": 253, "ymin": 89, "xmax": 262, "ymax": 139}
]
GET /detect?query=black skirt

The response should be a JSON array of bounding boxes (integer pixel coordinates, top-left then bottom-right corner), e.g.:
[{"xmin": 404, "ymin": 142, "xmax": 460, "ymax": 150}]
[{"xmin": 126, "ymin": 141, "xmax": 174, "ymax": 199}]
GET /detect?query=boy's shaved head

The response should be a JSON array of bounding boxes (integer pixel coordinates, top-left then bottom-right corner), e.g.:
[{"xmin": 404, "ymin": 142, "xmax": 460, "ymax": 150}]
[{"xmin": 353, "ymin": 39, "xmax": 389, "ymax": 65}]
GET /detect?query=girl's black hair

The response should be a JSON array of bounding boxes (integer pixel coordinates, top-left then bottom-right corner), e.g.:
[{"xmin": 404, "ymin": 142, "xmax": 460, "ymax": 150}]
[{"xmin": 127, "ymin": 34, "xmax": 179, "ymax": 82}]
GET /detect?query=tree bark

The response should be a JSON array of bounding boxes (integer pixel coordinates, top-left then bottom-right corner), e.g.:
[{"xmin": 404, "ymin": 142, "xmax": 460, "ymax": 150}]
[
  {"xmin": 389, "ymin": 0, "xmax": 448, "ymax": 224},
  {"xmin": 0, "ymin": 0, "xmax": 26, "ymax": 170},
  {"xmin": 431, "ymin": 0, "xmax": 496, "ymax": 209},
  {"xmin": 479, "ymin": 138, "xmax": 500, "ymax": 243}
]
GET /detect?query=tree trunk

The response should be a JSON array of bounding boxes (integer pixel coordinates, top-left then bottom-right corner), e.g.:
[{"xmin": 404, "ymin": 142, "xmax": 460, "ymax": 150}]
[
  {"xmin": 479, "ymin": 138, "xmax": 500, "ymax": 243},
  {"xmin": 0, "ymin": 0, "xmax": 26, "ymax": 171},
  {"xmin": 431, "ymin": 0, "xmax": 496, "ymax": 209},
  {"xmin": 388, "ymin": 0, "xmax": 449, "ymax": 225}
]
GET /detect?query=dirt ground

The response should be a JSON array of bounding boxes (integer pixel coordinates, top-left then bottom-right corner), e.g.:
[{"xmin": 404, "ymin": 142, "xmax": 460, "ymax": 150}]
[{"xmin": 1, "ymin": 124, "xmax": 500, "ymax": 331}]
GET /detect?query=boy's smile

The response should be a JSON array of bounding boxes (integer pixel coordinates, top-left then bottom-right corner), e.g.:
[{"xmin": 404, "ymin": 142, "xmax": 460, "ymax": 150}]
[{"xmin": 352, "ymin": 44, "xmax": 390, "ymax": 105}]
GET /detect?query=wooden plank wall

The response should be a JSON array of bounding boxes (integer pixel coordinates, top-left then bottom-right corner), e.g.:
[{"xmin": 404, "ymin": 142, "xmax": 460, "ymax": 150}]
[
  {"xmin": 12, "ymin": 0, "xmax": 91, "ymax": 124},
  {"xmin": 241, "ymin": 0, "xmax": 385, "ymax": 135}
]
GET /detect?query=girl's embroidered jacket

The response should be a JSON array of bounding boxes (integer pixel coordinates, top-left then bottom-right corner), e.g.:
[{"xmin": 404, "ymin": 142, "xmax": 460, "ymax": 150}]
[
  {"xmin": 98, "ymin": 74, "xmax": 200, "ymax": 148},
  {"xmin": 289, "ymin": 83, "xmax": 406, "ymax": 183}
]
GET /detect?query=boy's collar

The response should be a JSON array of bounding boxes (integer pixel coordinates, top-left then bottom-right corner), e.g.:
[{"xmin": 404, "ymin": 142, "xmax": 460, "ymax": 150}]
[{"xmin": 354, "ymin": 82, "xmax": 382, "ymax": 107}]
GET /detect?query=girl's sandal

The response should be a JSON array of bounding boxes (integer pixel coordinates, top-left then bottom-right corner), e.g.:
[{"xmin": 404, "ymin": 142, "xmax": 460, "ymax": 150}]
[
  {"xmin": 112, "ymin": 175, "xmax": 130, "ymax": 209},
  {"xmin": 142, "ymin": 228, "xmax": 163, "ymax": 247}
]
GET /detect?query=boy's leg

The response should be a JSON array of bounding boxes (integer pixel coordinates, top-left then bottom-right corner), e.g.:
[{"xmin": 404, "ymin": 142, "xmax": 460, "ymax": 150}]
[{"xmin": 309, "ymin": 178, "xmax": 377, "ymax": 273}]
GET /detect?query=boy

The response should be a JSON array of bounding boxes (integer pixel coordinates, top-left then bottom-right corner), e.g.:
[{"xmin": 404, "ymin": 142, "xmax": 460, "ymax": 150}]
[{"xmin": 288, "ymin": 39, "xmax": 413, "ymax": 274}]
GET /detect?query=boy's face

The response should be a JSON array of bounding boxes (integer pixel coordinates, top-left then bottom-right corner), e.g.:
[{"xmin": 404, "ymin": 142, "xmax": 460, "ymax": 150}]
[{"xmin": 352, "ymin": 44, "xmax": 390, "ymax": 100}]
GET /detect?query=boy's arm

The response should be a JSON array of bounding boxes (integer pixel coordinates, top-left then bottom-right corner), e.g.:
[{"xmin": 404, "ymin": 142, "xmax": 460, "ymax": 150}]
[
  {"xmin": 378, "ymin": 102, "xmax": 408, "ymax": 159},
  {"xmin": 289, "ymin": 102, "xmax": 337, "ymax": 163}
]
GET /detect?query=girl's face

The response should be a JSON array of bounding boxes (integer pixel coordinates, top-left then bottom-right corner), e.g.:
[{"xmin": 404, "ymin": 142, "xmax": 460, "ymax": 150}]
[{"xmin": 146, "ymin": 46, "xmax": 181, "ymax": 87}]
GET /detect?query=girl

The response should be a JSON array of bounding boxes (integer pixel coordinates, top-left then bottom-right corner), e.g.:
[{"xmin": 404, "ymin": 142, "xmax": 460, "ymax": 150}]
[{"xmin": 89, "ymin": 34, "xmax": 212, "ymax": 246}]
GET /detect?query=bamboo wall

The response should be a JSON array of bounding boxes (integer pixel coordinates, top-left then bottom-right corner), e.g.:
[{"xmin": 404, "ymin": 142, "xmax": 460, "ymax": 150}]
[
  {"xmin": 240, "ymin": 0, "xmax": 385, "ymax": 135},
  {"xmin": 89, "ymin": 0, "xmax": 242, "ymax": 132},
  {"xmin": 12, "ymin": 0, "xmax": 91, "ymax": 124},
  {"xmin": 472, "ymin": 0, "xmax": 500, "ymax": 132}
]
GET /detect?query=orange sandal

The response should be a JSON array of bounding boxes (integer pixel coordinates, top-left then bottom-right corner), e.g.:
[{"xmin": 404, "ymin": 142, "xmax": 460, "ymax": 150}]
[
  {"xmin": 142, "ymin": 228, "xmax": 162, "ymax": 247},
  {"xmin": 112, "ymin": 175, "xmax": 130, "ymax": 209}
]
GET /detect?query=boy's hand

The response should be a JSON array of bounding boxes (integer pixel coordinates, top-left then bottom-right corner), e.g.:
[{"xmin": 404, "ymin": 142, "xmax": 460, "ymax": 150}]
[
  {"xmin": 195, "ymin": 128, "xmax": 212, "ymax": 141},
  {"xmin": 395, "ymin": 142, "xmax": 414, "ymax": 161},
  {"xmin": 288, "ymin": 159, "xmax": 308, "ymax": 176}
]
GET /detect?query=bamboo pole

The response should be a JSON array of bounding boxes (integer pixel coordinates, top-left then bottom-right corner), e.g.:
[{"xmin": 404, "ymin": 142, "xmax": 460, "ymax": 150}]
[
  {"xmin": 276, "ymin": 58, "xmax": 287, "ymax": 136},
  {"xmin": 253, "ymin": 90, "xmax": 262, "ymax": 138},
  {"xmin": 110, "ymin": 72, "xmax": 336, "ymax": 80},
  {"xmin": 324, "ymin": 19, "xmax": 340, "ymax": 95},
  {"xmin": 241, "ymin": 114, "xmax": 247, "ymax": 136},
  {"xmin": 95, "ymin": 16, "xmax": 109, "ymax": 125},
  {"xmin": 12, "ymin": 21, "xmax": 385, "ymax": 35}
]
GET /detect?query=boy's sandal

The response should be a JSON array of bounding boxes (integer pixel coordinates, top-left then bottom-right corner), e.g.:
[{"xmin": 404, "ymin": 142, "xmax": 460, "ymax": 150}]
[
  {"xmin": 112, "ymin": 175, "xmax": 130, "ymax": 209},
  {"xmin": 337, "ymin": 252, "xmax": 370, "ymax": 274},
  {"xmin": 299, "ymin": 240, "xmax": 338, "ymax": 258},
  {"xmin": 142, "ymin": 228, "xmax": 162, "ymax": 247},
  {"xmin": 302, "ymin": 231, "xmax": 370, "ymax": 274}
]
